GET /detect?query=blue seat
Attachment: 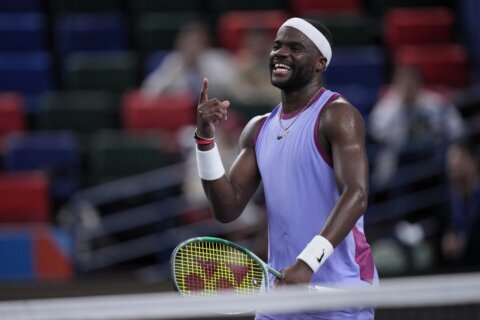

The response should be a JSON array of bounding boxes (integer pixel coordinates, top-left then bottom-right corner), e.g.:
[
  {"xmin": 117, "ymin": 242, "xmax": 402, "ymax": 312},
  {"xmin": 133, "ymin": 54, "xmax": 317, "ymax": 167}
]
[
  {"xmin": 458, "ymin": 0, "xmax": 480, "ymax": 82},
  {"xmin": 0, "ymin": 0, "xmax": 42, "ymax": 12},
  {"xmin": 324, "ymin": 46, "xmax": 386, "ymax": 91},
  {"xmin": 4, "ymin": 132, "xmax": 81, "ymax": 199},
  {"xmin": 0, "ymin": 52, "xmax": 54, "ymax": 113},
  {"xmin": 55, "ymin": 12, "xmax": 128, "ymax": 64},
  {"xmin": 0, "ymin": 13, "xmax": 46, "ymax": 51},
  {"xmin": 327, "ymin": 84, "xmax": 379, "ymax": 117},
  {"xmin": 144, "ymin": 50, "xmax": 168, "ymax": 76}
]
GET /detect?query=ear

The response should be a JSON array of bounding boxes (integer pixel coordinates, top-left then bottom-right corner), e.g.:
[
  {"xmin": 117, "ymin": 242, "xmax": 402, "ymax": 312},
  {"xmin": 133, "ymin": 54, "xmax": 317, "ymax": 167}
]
[{"xmin": 315, "ymin": 57, "xmax": 327, "ymax": 72}]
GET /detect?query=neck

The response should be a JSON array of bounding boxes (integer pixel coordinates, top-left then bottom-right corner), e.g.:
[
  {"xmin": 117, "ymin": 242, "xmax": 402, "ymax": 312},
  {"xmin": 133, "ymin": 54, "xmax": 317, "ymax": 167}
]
[{"xmin": 281, "ymin": 82, "xmax": 323, "ymax": 114}]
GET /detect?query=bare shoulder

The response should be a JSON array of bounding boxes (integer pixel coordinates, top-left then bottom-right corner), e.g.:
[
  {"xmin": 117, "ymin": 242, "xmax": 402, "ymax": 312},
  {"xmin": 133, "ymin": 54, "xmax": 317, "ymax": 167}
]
[
  {"xmin": 320, "ymin": 97, "xmax": 364, "ymax": 130},
  {"xmin": 239, "ymin": 113, "xmax": 270, "ymax": 149},
  {"xmin": 320, "ymin": 97, "xmax": 365, "ymax": 140}
]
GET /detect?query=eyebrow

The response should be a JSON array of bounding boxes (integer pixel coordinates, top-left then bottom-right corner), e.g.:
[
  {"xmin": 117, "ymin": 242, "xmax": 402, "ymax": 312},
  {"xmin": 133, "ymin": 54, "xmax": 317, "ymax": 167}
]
[{"xmin": 273, "ymin": 39, "xmax": 307, "ymax": 48}]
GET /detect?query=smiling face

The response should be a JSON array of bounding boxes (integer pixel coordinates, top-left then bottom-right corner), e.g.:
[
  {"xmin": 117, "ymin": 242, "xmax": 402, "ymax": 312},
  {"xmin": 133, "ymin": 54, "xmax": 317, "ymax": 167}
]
[{"xmin": 269, "ymin": 26, "xmax": 325, "ymax": 93}]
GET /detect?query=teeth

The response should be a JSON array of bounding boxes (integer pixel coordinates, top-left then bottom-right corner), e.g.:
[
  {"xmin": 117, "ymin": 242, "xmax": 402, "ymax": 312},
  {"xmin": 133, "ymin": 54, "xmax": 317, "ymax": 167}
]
[{"xmin": 275, "ymin": 63, "xmax": 291, "ymax": 70}]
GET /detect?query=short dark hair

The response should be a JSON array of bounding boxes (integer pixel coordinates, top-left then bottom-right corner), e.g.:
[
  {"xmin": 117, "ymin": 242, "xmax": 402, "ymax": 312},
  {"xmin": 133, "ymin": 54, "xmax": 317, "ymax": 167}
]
[{"xmin": 303, "ymin": 18, "xmax": 333, "ymax": 48}]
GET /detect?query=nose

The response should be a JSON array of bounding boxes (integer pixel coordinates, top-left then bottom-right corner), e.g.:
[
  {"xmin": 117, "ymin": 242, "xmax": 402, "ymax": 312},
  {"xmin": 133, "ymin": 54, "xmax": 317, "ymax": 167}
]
[{"xmin": 271, "ymin": 45, "xmax": 289, "ymax": 58}]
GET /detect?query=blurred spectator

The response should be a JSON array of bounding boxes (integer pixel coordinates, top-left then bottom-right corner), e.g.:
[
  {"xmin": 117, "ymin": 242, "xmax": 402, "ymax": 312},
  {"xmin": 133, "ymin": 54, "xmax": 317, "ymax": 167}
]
[
  {"xmin": 369, "ymin": 66, "xmax": 466, "ymax": 187},
  {"xmin": 441, "ymin": 138, "xmax": 480, "ymax": 269},
  {"xmin": 141, "ymin": 21, "xmax": 236, "ymax": 99},
  {"xmin": 230, "ymin": 28, "xmax": 279, "ymax": 107}
]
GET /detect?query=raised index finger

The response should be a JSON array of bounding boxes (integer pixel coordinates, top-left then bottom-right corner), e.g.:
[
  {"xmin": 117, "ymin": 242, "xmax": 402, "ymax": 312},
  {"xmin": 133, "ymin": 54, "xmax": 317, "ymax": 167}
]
[{"xmin": 199, "ymin": 78, "xmax": 209, "ymax": 104}]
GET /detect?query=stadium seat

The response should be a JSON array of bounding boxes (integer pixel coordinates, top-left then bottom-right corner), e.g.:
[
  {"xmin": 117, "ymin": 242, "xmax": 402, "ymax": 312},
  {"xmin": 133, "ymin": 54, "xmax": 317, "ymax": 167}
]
[
  {"xmin": 458, "ymin": 0, "xmax": 480, "ymax": 82},
  {"xmin": 396, "ymin": 44, "xmax": 470, "ymax": 88},
  {"xmin": 217, "ymin": 10, "xmax": 288, "ymax": 53},
  {"xmin": 0, "ymin": 13, "xmax": 46, "ymax": 51},
  {"xmin": 88, "ymin": 131, "xmax": 175, "ymax": 182},
  {"xmin": 317, "ymin": 14, "xmax": 379, "ymax": 47},
  {"xmin": 208, "ymin": 0, "xmax": 285, "ymax": 13},
  {"xmin": 125, "ymin": 0, "xmax": 204, "ymax": 15},
  {"xmin": 384, "ymin": 7, "xmax": 454, "ymax": 51},
  {"xmin": 55, "ymin": 13, "xmax": 128, "ymax": 64},
  {"xmin": 134, "ymin": 12, "xmax": 200, "ymax": 55},
  {"xmin": 0, "ymin": 172, "xmax": 50, "ymax": 223},
  {"xmin": 64, "ymin": 52, "xmax": 138, "ymax": 93},
  {"xmin": 0, "ymin": 0, "xmax": 42, "ymax": 12},
  {"xmin": 4, "ymin": 132, "xmax": 81, "ymax": 198},
  {"xmin": 367, "ymin": 0, "xmax": 450, "ymax": 15},
  {"xmin": 49, "ymin": 0, "xmax": 121, "ymax": 15},
  {"xmin": 0, "ymin": 93, "xmax": 25, "ymax": 139},
  {"xmin": 144, "ymin": 50, "xmax": 169, "ymax": 76},
  {"xmin": 37, "ymin": 91, "xmax": 117, "ymax": 136},
  {"xmin": 289, "ymin": 0, "xmax": 362, "ymax": 15},
  {"xmin": 327, "ymin": 84, "xmax": 378, "ymax": 117},
  {"xmin": 0, "ymin": 52, "xmax": 54, "ymax": 114},
  {"xmin": 122, "ymin": 89, "xmax": 195, "ymax": 133},
  {"xmin": 324, "ymin": 46, "xmax": 386, "ymax": 90}
]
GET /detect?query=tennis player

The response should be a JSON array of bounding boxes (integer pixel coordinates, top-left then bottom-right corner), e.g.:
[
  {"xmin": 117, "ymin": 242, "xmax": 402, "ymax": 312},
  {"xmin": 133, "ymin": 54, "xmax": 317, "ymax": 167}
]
[{"xmin": 195, "ymin": 17, "xmax": 378, "ymax": 319}]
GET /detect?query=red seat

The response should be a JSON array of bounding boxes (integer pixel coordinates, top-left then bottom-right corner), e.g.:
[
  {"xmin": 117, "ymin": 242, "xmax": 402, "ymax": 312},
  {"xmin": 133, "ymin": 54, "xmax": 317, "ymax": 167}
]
[
  {"xmin": 289, "ymin": 0, "xmax": 362, "ymax": 15},
  {"xmin": 217, "ymin": 10, "xmax": 288, "ymax": 53},
  {"xmin": 384, "ymin": 7, "xmax": 454, "ymax": 51},
  {"xmin": 396, "ymin": 44, "xmax": 470, "ymax": 88},
  {"xmin": 0, "ymin": 172, "xmax": 50, "ymax": 223},
  {"xmin": 0, "ymin": 93, "xmax": 25, "ymax": 137},
  {"xmin": 122, "ymin": 89, "xmax": 195, "ymax": 133}
]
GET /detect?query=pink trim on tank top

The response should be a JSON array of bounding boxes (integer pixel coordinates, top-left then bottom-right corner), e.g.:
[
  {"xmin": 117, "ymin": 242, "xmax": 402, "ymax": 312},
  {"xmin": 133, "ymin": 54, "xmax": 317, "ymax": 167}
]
[
  {"xmin": 352, "ymin": 226, "xmax": 375, "ymax": 284},
  {"xmin": 313, "ymin": 93, "xmax": 340, "ymax": 168},
  {"xmin": 254, "ymin": 116, "xmax": 269, "ymax": 148},
  {"xmin": 279, "ymin": 88, "xmax": 326, "ymax": 120}
]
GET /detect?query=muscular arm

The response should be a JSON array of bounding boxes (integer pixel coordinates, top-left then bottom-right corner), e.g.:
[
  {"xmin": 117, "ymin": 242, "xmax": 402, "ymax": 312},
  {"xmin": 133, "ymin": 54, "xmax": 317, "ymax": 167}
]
[
  {"xmin": 200, "ymin": 117, "xmax": 264, "ymax": 223},
  {"xmin": 318, "ymin": 98, "xmax": 369, "ymax": 246},
  {"xmin": 277, "ymin": 98, "xmax": 369, "ymax": 285},
  {"xmin": 196, "ymin": 78, "xmax": 264, "ymax": 223}
]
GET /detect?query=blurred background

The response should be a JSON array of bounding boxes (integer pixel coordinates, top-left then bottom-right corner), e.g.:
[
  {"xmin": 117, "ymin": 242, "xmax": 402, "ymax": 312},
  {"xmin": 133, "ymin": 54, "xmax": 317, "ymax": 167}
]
[{"xmin": 0, "ymin": 0, "xmax": 479, "ymax": 301}]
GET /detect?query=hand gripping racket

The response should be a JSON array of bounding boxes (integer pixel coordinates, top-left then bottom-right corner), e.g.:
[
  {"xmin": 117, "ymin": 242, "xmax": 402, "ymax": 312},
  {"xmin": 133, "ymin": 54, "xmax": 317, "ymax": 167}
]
[{"xmin": 171, "ymin": 236, "xmax": 281, "ymax": 299}]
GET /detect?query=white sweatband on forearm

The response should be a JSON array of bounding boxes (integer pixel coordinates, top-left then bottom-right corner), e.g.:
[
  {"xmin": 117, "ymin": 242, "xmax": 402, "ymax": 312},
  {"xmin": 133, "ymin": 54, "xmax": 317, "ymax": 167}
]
[
  {"xmin": 196, "ymin": 143, "xmax": 225, "ymax": 181},
  {"xmin": 297, "ymin": 235, "xmax": 334, "ymax": 273}
]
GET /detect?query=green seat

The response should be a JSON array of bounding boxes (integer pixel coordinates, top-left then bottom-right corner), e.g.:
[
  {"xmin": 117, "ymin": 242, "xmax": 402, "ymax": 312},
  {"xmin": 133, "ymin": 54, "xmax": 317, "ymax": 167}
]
[
  {"xmin": 49, "ymin": 0, "xmax": 121, "ymax": 14},
  {"xmin": 367, "ymin": 0, "xmax": 450, "ymax": 15},
  {"xmin": 89, "ymin": 131, "xmax": 174, "ymax": 182},
  {"xmin": 64, "ymin": 52, "xmax": 138, "ymax": 93},
  {"xmin": 134, "ymin": 12, "xmax": 200, "ymax": 54},
  {"xmin": 125, "ymin": 0, "xmax": 203, "ymax": 15},
  {"xmin": 233, "ymin": 104, "xmax": 273, "ymax": 122},
  {"xmin": 37, "ymin": 90, "xmax": 117, "ymax": 135},
  {"xmin": 208, "ymin": 0, "xmax": 285, "ymax": 12},
  {"xmin": 320, "ymin": 15, "xmax": 380, "ymax": 47}
]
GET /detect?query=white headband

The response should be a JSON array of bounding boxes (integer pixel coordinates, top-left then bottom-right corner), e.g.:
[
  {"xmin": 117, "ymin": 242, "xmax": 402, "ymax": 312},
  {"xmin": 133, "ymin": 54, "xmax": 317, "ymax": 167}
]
[{"xmin": 280, "ymin": 17, "xmax": 332, "ymax": 68}]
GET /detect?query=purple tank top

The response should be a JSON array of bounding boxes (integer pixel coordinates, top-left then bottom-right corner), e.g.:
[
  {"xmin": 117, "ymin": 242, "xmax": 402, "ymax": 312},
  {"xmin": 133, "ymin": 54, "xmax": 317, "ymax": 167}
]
[{"xmin": 255, "ymin": 89, "xmax": 377, "ymax": 319}]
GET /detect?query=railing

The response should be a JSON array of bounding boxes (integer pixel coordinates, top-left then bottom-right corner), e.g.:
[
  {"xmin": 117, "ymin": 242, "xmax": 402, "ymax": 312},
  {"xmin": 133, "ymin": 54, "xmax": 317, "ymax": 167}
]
[{"xmin": 64, "ymin": 162, "xmax": 265, "ymax": 281}]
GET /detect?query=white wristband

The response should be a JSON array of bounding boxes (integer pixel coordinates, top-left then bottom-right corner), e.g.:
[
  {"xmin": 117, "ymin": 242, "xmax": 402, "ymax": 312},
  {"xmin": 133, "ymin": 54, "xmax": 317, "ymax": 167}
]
[
  {"xmin": 196, "ymin": 143, "xmax": 225, "ymax": 181},
  {"xmin": 297, "ymin": 235, "xmax": 334, "ymax": 273}
]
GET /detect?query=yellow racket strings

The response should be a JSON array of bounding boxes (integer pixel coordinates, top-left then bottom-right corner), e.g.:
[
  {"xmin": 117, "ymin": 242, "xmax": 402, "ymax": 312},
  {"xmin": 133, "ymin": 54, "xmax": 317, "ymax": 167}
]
[{"xmin": 174, "ymin": 241, "xmax": 265, "ymax": 297}]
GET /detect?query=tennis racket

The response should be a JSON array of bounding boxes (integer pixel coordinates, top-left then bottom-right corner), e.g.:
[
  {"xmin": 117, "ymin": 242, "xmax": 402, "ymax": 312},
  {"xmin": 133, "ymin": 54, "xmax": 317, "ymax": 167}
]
[{"xmin": 171, "ymin": 236, "xmax": 281, "ymax": 299}]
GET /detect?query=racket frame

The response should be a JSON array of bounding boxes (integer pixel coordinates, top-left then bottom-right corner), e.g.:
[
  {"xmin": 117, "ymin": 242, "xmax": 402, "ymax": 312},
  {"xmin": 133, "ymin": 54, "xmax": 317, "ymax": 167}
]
[{"xmin": 171, "ymin": 236, "xmax": 281, "ymax": 295}]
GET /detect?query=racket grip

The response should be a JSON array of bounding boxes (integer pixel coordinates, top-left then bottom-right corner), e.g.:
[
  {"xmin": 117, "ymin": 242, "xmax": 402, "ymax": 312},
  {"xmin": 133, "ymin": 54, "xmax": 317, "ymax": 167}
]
[{"xmin": 268, "ymin": 266, "xmax": 282, "ymax": 279}]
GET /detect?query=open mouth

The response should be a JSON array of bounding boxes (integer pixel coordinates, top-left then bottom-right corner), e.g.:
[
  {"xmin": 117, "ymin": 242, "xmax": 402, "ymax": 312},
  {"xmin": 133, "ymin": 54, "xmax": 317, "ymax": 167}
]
[{"xmin": 272, "ymin": 63, "xmax": 292, "ymax": 76}]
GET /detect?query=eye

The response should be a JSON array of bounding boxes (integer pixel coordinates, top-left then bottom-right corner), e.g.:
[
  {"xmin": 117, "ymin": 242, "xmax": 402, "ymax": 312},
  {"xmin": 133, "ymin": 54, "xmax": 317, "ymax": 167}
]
[
  {"xmin": 291, "ymin": 44, "xmax": 303, "ymax": 52},
  {"xmin": 272, "ymin": 42, "xmax": 281, "ymax": 51}
]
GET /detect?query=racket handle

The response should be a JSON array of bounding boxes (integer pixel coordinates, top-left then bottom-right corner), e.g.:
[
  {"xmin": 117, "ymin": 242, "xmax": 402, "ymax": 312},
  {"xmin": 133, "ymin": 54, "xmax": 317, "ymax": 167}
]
[{"xmin": 268, "ymin": 266, "xmax": 282, "ymax": 279}]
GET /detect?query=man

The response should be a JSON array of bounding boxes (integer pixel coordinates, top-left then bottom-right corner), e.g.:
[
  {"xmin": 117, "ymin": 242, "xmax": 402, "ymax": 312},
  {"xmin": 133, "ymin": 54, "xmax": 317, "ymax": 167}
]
[{"xmin": 195, "ymin": 17, "xmax": 377, "ymax": 319}]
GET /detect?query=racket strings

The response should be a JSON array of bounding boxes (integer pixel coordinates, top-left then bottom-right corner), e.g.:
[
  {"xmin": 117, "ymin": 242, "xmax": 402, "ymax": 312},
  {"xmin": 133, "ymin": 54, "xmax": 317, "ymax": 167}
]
[{"xmin": 174, "ymin": 241, "xmax": 265, "ymax": 297}]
